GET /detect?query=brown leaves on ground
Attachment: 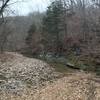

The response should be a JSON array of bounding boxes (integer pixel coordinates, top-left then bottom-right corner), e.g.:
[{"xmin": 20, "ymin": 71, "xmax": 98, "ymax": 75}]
[
  {"xmin": 0, "ymin": 52, "xmax": 100, "ymax": 100},
  {"xmin": 0, "ymin": 52, "xmax": 58, "ymax": 95},
  {"xmin": 0, "ymin": 72, "xmax": 100, "ymax": 100}
]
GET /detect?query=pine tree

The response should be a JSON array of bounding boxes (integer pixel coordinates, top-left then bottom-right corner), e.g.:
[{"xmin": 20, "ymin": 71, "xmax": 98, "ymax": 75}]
[
  {"xmin": 26, "ymin": 23, "xmax": 36, "ymax": 45},
  {"xmin": 25, "ymin": 23, "xmax": 37, "ymax": 55},
  {"xmin": 42, "ymin": 0, "xmax": 65, "ymax": 55}
]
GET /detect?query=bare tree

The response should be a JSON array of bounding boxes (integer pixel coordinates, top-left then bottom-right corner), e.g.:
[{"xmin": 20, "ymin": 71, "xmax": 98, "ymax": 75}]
[
  {"xmin": 0, "ymin": 0, "xmax": 10, "ymax": 22},
  {"xmin": 0, "ymin": 22, "xmax": 12, "ymax": 52},
  {"xmin": 0, "ymin": 0, "xmax": 25, "ymax": 53}
]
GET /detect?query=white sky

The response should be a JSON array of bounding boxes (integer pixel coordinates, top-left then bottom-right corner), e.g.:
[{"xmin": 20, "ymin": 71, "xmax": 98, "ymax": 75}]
[{"xmin": 10, "ymin": 0, "xmax": 50, "ymax": 16}]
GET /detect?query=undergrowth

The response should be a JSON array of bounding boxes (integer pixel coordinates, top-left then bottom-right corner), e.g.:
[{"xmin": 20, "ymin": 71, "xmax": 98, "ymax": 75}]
[{"xmin": 35, "ymin": 53, "xmax": 100, "ymax": 76}]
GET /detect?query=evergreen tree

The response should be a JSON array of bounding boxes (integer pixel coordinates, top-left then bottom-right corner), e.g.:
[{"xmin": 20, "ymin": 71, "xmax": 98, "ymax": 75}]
[
  {"xmin": 42, "ymin": 0, "xmax": 65, "ymax": 55},
  {"xmin": 25, "ymin": 23, "xmax": 37, "ymax": 55},
  {"xmin": 26, "ymin": 23, "xmax": 36, "ymax": 45}
]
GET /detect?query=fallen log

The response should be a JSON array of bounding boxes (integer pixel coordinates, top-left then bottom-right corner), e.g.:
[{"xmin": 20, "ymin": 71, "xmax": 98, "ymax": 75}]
[{"xmin": 66, "ymin": 62, "xmax": 80, "ymax": 70}]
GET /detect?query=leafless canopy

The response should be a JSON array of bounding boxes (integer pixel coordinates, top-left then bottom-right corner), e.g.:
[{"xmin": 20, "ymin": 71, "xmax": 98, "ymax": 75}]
[{"xmin": 0, "ymin": 0, "xmax": 10, "ymax": 18}]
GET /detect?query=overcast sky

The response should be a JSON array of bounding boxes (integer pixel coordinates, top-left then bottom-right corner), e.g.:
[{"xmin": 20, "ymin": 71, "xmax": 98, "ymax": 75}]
[{"xmin": 10, "ymin": 0, "xmax": 50, "ymax": 16}]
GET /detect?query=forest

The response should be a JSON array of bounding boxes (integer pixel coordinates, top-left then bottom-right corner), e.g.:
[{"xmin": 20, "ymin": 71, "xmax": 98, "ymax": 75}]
[{"xmin": 0, "ymin": 0, "xmax": 100, "ymax": 100}]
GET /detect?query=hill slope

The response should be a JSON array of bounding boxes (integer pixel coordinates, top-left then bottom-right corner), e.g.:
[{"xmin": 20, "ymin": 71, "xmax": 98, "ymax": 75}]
[
  {"xmin": 0, "ymin": 52, "xmax": 58, "ymax": 94},
  {"xmin": 0, "ymin": 52, "xmax": 100, "ymax": 100},
  {"xmin": 0, "ymin": 72, "xmax": 100, "ymax": 100}
]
